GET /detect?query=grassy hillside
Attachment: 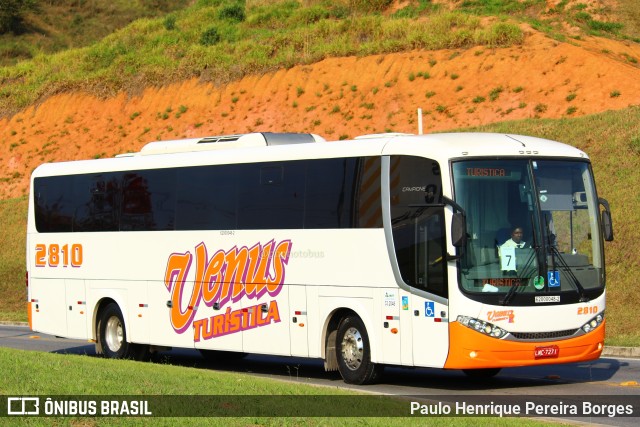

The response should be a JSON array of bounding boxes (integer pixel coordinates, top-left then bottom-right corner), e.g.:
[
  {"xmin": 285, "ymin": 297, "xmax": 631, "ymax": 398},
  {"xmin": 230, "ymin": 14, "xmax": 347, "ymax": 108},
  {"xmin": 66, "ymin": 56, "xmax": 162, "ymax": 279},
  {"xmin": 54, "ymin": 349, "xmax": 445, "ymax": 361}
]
[
  {"xmin": 2, "ymin": 1, "xmax": 638, "ymax": 115},
  {"xmin": 0, "ymin": 196, "xmax": 27, "ymax": 322},
  {"xmin": 0, "ymin": 0, "xmax": 191, "ymax": 66},
  {"xmin": 0, "ymin": 0, "xmax": 553, "ymax": 116}
]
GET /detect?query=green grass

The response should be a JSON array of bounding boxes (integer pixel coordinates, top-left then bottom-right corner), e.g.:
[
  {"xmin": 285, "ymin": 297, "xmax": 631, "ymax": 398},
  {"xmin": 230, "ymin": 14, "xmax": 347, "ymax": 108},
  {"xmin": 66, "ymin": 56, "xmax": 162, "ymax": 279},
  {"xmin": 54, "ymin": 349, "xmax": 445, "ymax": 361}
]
[
  {"xmin": 2, "ymin": 0, "xmax": 638, "ymax": 116},
  {"xmin": 0, "ymin": 347, "xmax": 558, "ymax": 426},
  {"xmin": 0, "ymin": 2, "xmax": 525, "ymax": 116},
  {"xmin": 0, "ymin": 197, "xmax": 28, "ymax": 322},
  {"xmin": 0, "ymin": 0, "xmax": 191, "ymax": 67},
  {"xmin": 617, "ymin": 0, "xmax": 640, "ymax": 41}
]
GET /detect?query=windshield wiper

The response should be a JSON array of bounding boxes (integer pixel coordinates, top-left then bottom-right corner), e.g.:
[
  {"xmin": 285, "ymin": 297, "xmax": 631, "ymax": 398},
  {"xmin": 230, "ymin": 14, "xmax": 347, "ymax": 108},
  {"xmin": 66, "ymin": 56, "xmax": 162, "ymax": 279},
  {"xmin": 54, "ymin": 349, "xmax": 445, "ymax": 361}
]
[{"xmin": 544, "ymin": 214, "xmax": 589, "ymax": 302}]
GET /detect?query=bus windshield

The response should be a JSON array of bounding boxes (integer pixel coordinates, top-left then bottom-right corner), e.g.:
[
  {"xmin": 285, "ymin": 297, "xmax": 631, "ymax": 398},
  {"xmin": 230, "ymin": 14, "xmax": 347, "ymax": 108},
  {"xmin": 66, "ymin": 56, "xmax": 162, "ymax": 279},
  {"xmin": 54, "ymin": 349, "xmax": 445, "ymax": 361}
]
[{"xmin": 452, "ymin": 159, "xmax": 605, "ymax": 305}]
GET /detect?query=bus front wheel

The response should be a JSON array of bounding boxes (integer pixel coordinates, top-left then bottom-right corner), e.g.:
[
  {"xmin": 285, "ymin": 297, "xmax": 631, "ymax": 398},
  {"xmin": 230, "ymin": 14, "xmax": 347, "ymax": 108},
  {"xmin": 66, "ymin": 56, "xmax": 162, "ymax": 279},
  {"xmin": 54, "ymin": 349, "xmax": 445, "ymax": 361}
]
[
  {"xmin": 336, "ymin": 315, "xmax": 381, "ymax": 385},
  {"xmin": 97, "ymin": 303, "xmax": 149, "ymax": 361}
]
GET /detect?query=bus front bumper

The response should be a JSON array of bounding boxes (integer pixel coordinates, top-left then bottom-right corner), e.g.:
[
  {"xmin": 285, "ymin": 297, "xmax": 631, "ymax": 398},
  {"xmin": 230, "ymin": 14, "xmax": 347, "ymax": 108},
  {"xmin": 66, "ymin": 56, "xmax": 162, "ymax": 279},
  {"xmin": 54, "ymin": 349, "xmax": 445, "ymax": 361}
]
[{"xmin": 444, "ymin": 320, "xmax": 605, "ymax": 369}]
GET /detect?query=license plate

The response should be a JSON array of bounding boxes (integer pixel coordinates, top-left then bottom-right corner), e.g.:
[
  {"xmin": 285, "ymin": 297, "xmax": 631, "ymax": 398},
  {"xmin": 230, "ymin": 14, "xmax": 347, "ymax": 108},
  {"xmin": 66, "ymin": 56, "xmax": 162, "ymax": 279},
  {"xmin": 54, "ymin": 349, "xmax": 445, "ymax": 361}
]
[{"xmin": 534, "ymin": 345, "xmax": 559, "ymax": 359}]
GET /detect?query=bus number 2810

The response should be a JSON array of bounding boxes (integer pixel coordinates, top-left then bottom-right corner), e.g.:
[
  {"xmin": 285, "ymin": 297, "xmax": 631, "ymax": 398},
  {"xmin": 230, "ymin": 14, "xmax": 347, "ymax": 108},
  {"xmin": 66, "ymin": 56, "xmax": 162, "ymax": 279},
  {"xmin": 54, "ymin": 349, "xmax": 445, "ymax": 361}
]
[{"xmin": 35, "ymin": 244, "xmax": 83, "ymax": 268}]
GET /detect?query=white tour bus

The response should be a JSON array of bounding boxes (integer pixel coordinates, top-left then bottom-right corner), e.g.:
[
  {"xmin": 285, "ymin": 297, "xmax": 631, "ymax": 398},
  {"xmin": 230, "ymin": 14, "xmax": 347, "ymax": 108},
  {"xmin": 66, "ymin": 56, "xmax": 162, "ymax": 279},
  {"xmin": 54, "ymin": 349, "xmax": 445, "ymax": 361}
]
[{"xmin": 27, "ymin": 132, "xmax": 613, "ymax": 384}]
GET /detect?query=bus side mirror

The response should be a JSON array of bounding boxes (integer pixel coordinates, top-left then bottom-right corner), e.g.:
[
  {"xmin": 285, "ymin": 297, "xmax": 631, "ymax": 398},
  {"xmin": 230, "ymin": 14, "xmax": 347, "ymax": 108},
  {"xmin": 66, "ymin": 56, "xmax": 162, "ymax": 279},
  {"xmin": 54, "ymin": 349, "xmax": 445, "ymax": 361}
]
[
  {"xmin": 599, "ymin": 198, "xmax": 613, "ymax": 242},
  {"xmin": 451, "ymin": 212, "xmax": 467, "ymax": 247}
]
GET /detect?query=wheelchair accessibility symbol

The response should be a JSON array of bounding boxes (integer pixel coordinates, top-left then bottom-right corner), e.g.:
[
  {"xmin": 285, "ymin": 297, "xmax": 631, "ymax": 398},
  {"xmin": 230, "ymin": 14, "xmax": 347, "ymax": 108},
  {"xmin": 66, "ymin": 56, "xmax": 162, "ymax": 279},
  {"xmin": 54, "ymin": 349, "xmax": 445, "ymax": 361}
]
[
  {"xmin": 548, "ymin": 271, "xmax": 560, "ymax": 288},
  {"xmin": 425, "ymin": 301, "xmax": 435, "ymax": 317}
]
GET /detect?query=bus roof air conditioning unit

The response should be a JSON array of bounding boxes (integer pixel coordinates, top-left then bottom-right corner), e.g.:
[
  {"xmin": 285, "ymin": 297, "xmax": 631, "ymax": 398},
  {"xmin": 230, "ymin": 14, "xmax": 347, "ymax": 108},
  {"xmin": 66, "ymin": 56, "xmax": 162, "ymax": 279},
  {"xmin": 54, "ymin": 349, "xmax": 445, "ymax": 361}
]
[{"xmin": 136, "ymin": 132, "xmax": 325, "ymax": 155}]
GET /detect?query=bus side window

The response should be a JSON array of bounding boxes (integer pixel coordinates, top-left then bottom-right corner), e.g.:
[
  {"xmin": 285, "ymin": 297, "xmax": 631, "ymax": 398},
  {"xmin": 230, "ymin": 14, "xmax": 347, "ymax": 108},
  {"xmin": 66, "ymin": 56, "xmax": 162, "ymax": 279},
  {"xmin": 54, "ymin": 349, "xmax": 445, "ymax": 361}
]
[
  {"xmin": 237, "ymin": 162, "xmax": 306, "ymax": 229},
  {"xmin": 389, "ymin": 155, "xmax": 447, "ymax": 298}
]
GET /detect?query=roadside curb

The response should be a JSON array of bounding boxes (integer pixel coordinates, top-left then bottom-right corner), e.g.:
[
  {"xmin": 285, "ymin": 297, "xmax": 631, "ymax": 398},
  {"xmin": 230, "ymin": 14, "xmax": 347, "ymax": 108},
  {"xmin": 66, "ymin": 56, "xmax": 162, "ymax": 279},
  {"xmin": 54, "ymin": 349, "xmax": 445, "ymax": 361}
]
[
  {"xmin": 1, "ymin": 321, "xmax": 637, "ymax": 359},
  {"xmin": 0, "ymin": 321, "xmax": 28, "ymax": 327},
  {"xmin": 601, "ymin": 346, "xmax": 640, "ymax": 359}
]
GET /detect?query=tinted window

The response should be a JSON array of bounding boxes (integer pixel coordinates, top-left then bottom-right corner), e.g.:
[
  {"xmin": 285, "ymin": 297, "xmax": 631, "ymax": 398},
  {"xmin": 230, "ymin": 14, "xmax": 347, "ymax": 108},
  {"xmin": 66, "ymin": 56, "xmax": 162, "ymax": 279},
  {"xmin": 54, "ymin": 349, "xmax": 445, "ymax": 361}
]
[
  {"xmin": 72, "ymin": 173, "xmax": 120, "ymax": 232},
  {"xmin": 237, "ymin": 162, "xmax": 306, "ymax": 229},
  {"xmin": 306, "ymin": 158, "xmax": 351, "ymax": 228},
  {"xmin": 176, "ymin": 165, "xmax": 238, "ymax": 230},
  {"xmin": 34, "ymin": 157, "xmax": 383, "ymax": 232},
  {"xmin": 34, "ymin": 175, "xmax": 74, "ymax": 232},
  {"xmin": 390, "ymin": 156, "xmax": 447, "ymax": 297},
  {"xmin": 120, "ymin": 169, "xmax": 176, "ymax": 231}
]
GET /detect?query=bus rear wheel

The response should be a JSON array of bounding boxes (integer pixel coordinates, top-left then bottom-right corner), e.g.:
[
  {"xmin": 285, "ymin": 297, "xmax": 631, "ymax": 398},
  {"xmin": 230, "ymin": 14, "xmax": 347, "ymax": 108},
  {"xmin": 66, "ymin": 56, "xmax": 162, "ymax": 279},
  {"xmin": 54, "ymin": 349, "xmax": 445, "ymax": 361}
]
[
  {"xmin": 336, "ymin": 315, "xmax": 381, "ymax": 385},
  {"xmin": 97, "ymin": 303, "xmax": 149, "ymax": 361}
]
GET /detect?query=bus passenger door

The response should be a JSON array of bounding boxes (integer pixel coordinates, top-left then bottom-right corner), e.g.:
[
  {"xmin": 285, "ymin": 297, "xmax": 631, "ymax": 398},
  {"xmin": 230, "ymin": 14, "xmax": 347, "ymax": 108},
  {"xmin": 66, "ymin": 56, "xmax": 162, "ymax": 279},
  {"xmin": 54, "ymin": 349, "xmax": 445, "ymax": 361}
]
[
  {"xmin": 410, "ymin": 295, "xmax": 449, "ymax": 368},
  {"xmin": 386, "ymin": 154, "xmax": 450, "ymax": 368},
  {"xmin": 404, "ymin": 214, "xmax": 450, "ymax": 368}
]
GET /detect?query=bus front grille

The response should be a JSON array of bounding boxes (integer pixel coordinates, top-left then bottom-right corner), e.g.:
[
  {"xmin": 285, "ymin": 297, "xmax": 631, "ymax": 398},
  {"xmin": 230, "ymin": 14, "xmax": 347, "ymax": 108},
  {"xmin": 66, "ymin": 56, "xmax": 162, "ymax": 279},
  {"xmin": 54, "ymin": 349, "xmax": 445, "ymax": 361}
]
[{"xmin": 510, "ymin": 328, "xmax": 580, "ymax": 341}]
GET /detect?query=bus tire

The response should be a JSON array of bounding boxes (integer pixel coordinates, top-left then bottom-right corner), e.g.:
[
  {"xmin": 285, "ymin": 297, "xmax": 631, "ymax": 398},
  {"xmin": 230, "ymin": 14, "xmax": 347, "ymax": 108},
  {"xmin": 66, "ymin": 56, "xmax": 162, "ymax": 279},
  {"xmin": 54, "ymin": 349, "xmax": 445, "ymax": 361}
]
[
  {"xmin": 462, "ymin": 368, "xmax": 501, "ymax": 378},
  {"xmin": 336, "ymin": 315, "xmax": 381, "ymax": 385},
  {"xmin": 97, "ymin": 303, "xmax": 149, "ymax": 361}
]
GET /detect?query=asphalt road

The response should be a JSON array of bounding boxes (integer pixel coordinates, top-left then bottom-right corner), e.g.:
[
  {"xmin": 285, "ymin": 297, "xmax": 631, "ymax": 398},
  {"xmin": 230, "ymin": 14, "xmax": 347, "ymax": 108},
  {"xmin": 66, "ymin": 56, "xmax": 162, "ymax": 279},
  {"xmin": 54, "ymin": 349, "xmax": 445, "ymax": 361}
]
[{"xmin": 1, "ymin": 324, "xmax": 639, "ymax": 425}]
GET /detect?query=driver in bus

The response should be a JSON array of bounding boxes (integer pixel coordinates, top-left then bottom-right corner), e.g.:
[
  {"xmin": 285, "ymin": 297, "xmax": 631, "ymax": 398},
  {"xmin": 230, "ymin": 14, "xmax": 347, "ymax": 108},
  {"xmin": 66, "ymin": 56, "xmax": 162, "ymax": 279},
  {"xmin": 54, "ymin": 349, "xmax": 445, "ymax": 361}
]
[
  {"xmin": 498, "ymin": 226, "xmax": 529, "ymax": 274},
  {"xmin": 500, "ymin": 226, "xmax": 528, "ymax": 250}
]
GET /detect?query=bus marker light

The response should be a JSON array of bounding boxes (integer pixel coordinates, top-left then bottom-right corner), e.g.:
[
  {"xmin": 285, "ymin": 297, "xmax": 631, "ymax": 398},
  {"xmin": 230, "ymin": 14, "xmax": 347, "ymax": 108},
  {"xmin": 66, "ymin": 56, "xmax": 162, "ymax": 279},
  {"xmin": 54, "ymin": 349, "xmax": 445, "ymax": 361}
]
[
  {"xmin": 391, "ymin": 328, "xmax": 398, "ymax": 334},
  {"xmin": 299, "ymin": 323, "xmax": 305, "ymax": 327},
  {"xmin": 469, "ymin": 351, "xmax": 477, "ymax": 358}
]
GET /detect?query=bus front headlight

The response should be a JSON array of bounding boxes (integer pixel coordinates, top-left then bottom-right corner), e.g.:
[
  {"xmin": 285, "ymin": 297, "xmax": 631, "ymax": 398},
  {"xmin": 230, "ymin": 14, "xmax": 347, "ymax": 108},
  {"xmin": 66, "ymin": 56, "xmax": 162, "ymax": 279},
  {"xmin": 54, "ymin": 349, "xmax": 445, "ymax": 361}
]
[
  {"xmin": 457, "ymin": 315, "xmax": 508, "ymax": 339},
  {"xmin": 582, "ymin": 312, "xmax": 605, "ymax": 333}
]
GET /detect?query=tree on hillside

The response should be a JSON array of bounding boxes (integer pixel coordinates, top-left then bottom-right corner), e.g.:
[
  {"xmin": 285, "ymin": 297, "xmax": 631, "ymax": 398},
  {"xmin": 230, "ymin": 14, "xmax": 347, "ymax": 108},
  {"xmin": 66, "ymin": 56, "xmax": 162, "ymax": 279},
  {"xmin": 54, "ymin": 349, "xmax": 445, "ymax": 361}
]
[{"xmin": 0, "ymin": 0, "xmax": 39, "ymax": 34}]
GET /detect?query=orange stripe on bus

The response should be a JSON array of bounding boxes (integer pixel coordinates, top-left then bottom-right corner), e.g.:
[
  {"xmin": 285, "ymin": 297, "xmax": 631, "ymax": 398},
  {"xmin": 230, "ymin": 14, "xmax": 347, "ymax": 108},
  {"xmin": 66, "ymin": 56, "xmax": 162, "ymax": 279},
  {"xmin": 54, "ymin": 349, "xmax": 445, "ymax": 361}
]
[{"xmin": 27, "ymin": 302, "xmax": 32, "ymax": 330}]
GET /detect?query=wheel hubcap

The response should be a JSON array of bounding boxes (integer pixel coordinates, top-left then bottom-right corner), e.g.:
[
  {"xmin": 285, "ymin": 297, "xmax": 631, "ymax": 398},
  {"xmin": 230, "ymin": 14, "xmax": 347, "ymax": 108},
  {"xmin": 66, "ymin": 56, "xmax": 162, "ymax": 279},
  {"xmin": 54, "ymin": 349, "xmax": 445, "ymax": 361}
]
[
  {"xmin": 105, "ymin": 316, "xmax": 123, "ymax": 352},
  {"xmin": 341, "ymin": 327, "xmax": 363, "ymax": 371}
]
